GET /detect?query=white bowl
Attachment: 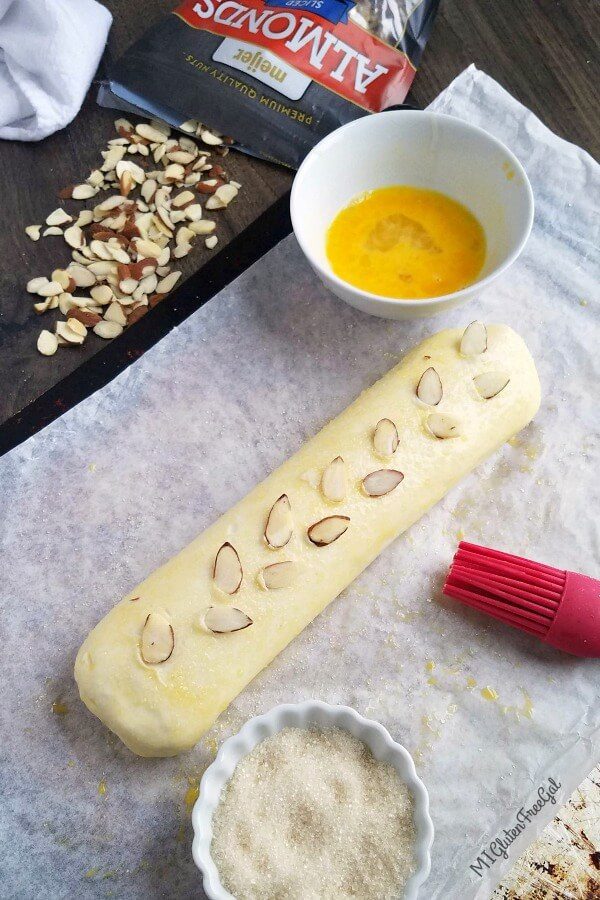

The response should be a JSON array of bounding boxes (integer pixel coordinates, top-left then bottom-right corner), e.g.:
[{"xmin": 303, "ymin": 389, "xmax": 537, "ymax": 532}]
[
  {"xmin": 192, "ymin": 700, "xmax": 434, "ymax": 899},
  {"xmin": 290, "ymin": 111, "xmax": 534, "ymax": 319}
]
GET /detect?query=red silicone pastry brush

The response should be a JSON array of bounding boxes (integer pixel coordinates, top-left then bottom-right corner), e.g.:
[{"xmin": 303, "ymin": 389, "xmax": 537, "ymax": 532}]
[{"xmin": 444, "ymin": 541, "xmax": 600, "ymax": 658}]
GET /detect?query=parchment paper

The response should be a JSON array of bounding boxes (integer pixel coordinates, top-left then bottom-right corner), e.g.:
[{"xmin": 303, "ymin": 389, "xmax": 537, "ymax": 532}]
[{"xmin": 1, "ymin": 66, "xmax": 598, "ymax": 900}]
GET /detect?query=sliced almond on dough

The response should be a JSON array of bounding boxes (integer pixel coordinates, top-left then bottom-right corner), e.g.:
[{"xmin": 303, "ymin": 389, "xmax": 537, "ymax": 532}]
[
  {"xmin": 416, "ymin": 367, "xmax": 443, "ymax": 405},
  {"xmin": 265, "ymin": 494, "xmax": 293, "ymax": 549},
  {"xmin": 362, "ymin": 469, "xmax": 404, "ymax": 497},
  {"xmin": 308, "ymin": 515, "xmax": 350, "ymax": 546},
  {"xmin": 474, "ymin": 371, "xmax": 510, "ymax": 399},
  {"xmin": 140, "ymin": 613, "xmax": 174, "ymax": 664},
  {"xmin": 373, "ymin": 418, "xmax": 399, "ymax": 456},
  {"xmin": 427, "ymin": 413, "xmax": 460, "ymax": 439},
  {"xmin": 204, "ymin": 606, "xmax": 252, "ymax": 634},
  {"xmin": 321, "ymin": 456, "xmax": 347, "ymax": 502},
  {"xmin": 460, "ymin": 321, "xmax": 488, "ymax": 356},
  {"xmin": 261, "ymin": 561, "xmax": 297, "ymax": 590},
  {"xmin": 213, "ymin": 543, "xmax": 243, "ymax": 594}
]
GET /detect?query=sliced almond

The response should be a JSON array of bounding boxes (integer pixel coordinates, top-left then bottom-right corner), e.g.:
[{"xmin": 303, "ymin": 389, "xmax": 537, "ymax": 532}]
[
  {"xmin": 119, "ymin": 277, "xmax": 139, "ymax": 295},
  {"xmin": 76, "ymin": 209, "xmax": 94, "ymax": 228},
  {"xmin": 460, "ymin": 321, "xmax": 488, "ymax": 356},
  {"xmin": 95, "ymin": 194, "xmax": 129, "ymax": 215},
  {"xmin": 206, "ymin": 183, "xmax": 238, "ymax": 210},
  {"xmin": 46, "ymin": 208, "xmax": 72, "ymax": 227},
  {"xmin": 185, "ymin": 203, "xmax": 203, "ymax": 221},
  {"xmin": 176, "ymin": 225, "xmax": 195, "ymax": 246},
  {"xmin": 213, "ymin": 543, "xmax": 243, "ymax": 594},
  {"xmin": 474, "ymin": 371, "xmax": 510, "ymax": 399},
  {"xmin": 205, "ymin": 235, "xmax": 218, "ymax": 250},
  {"xmin": 58, "ymin": 292, "xmax": 75, "ymax": 315},
  {"xmin": 189, "ymin": 219, "xmax": 216, "ymax": 235},
  {"xmin": 173, "ymin": 243, "xmax": 192, "ymax": 258},
  {"xmin": 140, "ymin": 613, "xmax": 174, "ymax": 664},
  {"xmin": 308, "ymin": 515, "xmax": 350, "ymax": 546},
  {"xmin": 156, "ymin": 247, "xmax": 171, "ymax": 267},
  {"xmin": 90, "ymin": 284, "xmax": 114, "ymax": 305},
  {"xmin": 64, "ymin": 224, "xmax": 85, "ymax": 249},
  {"xmin": 156, "ymin": 271, "xmax": 181, "ymax": 293},
  {"xmin": 265, "ymin": 494, "xmax": 293, "ymax": 549},
  {"xmin": 321, "ymin": 456, "xmax": 347, "ymax": 503},
  {"xmin": 27, "ymin": 276, "xmax": 48, "ymax": 294},
  {"xmin": 116, "ymin": 159, "xmax": 145, "ymax": 185},
  {"xmin": 427, "ymin": 413, "xmax": 460, "ymax": 439},
  {"xmin": 141, "ymin": 179, "xmax": 158, "ymax": 204},
  {"xmin": 88, "ymin": 261, "xmax": 117, "ymax": 277},
  {"xmin": 416, "ymin": 367, "xmax": 443, "ymax": 405},
  {"xmin": 93, "ymin": 320, "xmax": 123, "ymax": 339},
  {"xmin": 87, "ymin": 169, "xmax": 104, "ymax": 188},
  {"xmin": 33, "ymin": 298, "xmax": 52, "ymax": 314},
  {"xmin": 37, "ymin": 330, "xmax": 58, "ymax": 356},
  {"xmin": 180, "ymin": 119, "xmax": 199, "ymax": 134},
  {"xmin": 90, "ymin": 239, "xmax": 112, "ymax": 260},
  {"xmin": 200, "ymin": 128, "xmax": 224, "ymax": 146},
  {"xmin": 104, "ymin": 301, "xmax": 127, "ymax": 326},
  {"xmin": 261, "ymin": 561, "xmax": 296, "ymax": 590},
  {"xmin": 37, "ymin": 280, "xmax": 63, "ymax": 297},
  {"xmin": 136, "ymin": 122, "xmax": 169, "ymax": 144},
  {"xmin": 204, "ymin": 606, "xmax": 252, "ymax": 634},
  {"xmin": 52, "ymin": 269, "xmax": 71, "ymax": 290},
  {"xmin": 101, "ymin": 145, "xmax": 126, "ymax": 172},
  {"xmin": 362, "ymin": 469, "xmax": 404, "ymax": 497},
  {"xmin": 373, "ymin": 418, "xmax": 399, "ymax": 456},
  {"xmin": 72, "ymin": 183, "xmax": 98, "ymax": 200},
  {"xmin": 55, "ymin": 321, "xmax": 85, "ymax": 345},
  {"xmin": 43, "ymin": 226, "xmax": 64, "ymax": 236},
  {"xmin": 68, "ymin": 265, "xmax": 96, "ymax": 288},
  {"xmin": 25, "ymin": 225, "xmax": 41, "ymax": 241},
  {"xmin": 134, "ymin": 238, "xmax": 163, "ymax": 259},
  {"xmin": 172, "ymin": 190, "xmax": 196, "ymax": 209},
  {"xmin": 164, "ymin": 163, "xmax": 185, "ymax": 183},
  {"xmin": 68, "ymin": 308, "xmax": 102, "ymax": 327},
  {"xmin": 169, "ymin": 150, "xmax": 196, "ymax": 165},
  {"xmin": 66, "ymin": 317, "xmax": 87, "ymax": 338}
]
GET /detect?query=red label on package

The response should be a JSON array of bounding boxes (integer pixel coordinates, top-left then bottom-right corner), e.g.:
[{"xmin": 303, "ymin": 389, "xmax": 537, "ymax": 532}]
[{"xmin": 175, "ymin": 0, "xmax": 416, "ymax": 111}]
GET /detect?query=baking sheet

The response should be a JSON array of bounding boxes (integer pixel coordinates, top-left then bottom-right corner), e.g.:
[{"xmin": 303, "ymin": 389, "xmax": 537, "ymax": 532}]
[{"xmin": 1, "ymin": 66, "xmax": 598, "ymax": 899}]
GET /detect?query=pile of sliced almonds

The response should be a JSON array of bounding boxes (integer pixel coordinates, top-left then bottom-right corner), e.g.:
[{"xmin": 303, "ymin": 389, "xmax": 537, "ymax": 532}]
[
  {"xmin": 27, "ymin": 116, "xmax": 239, "ymax": 356},
  {"xmin": 139, "ymin": 321, "xmax": 515, "ymax": 659}
]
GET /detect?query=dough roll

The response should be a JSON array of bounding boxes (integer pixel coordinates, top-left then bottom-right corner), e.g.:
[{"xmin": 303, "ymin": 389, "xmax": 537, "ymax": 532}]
[{"xmin": 75, "ymin": 324, "xmax": 540, "ymax": 756}]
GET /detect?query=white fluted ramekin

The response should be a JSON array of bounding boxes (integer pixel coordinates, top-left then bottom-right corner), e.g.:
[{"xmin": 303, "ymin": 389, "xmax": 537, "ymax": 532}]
[{"xmin": 192, "ymin": 700, "xmax": 434, "ymax": 899}]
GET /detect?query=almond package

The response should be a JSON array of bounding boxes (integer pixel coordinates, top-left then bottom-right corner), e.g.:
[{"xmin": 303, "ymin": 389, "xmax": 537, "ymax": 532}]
[{"xmin": 99, "ymin": 0, "xmax": 440, "ymax": 168}]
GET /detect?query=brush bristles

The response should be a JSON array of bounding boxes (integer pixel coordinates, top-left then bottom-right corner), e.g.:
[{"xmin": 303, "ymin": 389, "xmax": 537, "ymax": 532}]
[{"xmin": 444, "ymin": 542, "xmax": 565, "ymax": 637}]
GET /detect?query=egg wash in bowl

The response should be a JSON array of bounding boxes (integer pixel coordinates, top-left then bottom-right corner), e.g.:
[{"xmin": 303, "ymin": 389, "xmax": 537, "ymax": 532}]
[{"xmin": 326, "ymin": 186, "xmax": 486, "ymax": 300}]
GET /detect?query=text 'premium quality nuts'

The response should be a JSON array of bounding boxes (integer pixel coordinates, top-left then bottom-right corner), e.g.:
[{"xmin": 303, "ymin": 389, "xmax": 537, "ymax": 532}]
[{"xmin": 100, "ymin": 0, "xmax": 440, "ymax": 168}]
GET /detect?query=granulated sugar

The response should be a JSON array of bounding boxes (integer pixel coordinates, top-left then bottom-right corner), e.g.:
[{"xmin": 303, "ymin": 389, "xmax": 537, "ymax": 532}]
[{"xmin": 210, "ymin": 727, "xmax": 416, "ymax": 899}]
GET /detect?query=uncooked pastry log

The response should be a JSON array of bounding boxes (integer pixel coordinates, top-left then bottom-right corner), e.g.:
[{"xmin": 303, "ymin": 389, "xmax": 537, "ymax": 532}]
[{"xmin": 75, "ymin": 325, "xmax": 540, "ymax": 756}]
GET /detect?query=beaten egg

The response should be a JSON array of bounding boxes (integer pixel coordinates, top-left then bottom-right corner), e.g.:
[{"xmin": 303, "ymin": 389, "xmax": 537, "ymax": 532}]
[{"xmin": 326, "ymin": 186, "xmax": 486, "ymax": 299}]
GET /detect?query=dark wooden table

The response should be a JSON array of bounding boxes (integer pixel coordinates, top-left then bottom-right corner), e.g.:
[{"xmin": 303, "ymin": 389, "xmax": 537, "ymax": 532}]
[{"xmin": 0, "ymin": 0, "xmax": 597, "ymax": 447}]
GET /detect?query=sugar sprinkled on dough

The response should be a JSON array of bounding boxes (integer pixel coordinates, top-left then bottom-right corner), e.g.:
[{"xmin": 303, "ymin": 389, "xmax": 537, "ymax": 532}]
[{"xmin": 211, "ymin": 727, "xmax": 416, "ymax": 899}]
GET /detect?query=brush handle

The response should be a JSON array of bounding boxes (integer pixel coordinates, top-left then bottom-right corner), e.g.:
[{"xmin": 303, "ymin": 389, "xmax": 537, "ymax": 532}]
[{"xmin": 545, "ymin": 571, "xmax": 600, "ymax": 658}]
